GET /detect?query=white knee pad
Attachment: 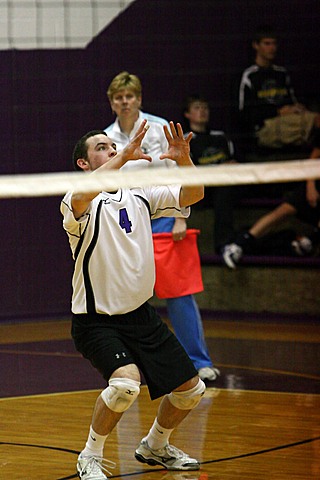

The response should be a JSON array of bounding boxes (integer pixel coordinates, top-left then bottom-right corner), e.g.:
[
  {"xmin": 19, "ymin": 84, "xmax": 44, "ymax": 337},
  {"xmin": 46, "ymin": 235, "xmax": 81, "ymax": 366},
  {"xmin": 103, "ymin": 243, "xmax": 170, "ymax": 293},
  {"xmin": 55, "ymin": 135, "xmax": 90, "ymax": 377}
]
[
  {"xmin": 101, "ymin": 377, "xmax": 140, "ymax": 413},
  {"xmin": 168, "ymin": 378, "xmax": 206, "ymax": 410}
]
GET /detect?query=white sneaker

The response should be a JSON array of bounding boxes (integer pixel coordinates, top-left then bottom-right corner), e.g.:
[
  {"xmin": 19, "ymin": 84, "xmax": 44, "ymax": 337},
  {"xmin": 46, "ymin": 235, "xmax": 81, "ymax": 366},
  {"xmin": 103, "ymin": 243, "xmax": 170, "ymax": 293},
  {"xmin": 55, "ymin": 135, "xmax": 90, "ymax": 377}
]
[
  {"xmin": 77, "ymin": 454, "xmax": 115, "ymax": 479},
  {"xmin": 198, "ymin": 366, "xmax": 220, "ymax": 381},
  {"xmin": 291, "ymin": 236, "xmax": 313, "ymax": 256},
  {"xmin": 222, "ymin": 243, "xmax": 243, "ymax": 269},
  {"xmin": 135, "ymin": 439, "xmax": 200, "ymax": 471}
]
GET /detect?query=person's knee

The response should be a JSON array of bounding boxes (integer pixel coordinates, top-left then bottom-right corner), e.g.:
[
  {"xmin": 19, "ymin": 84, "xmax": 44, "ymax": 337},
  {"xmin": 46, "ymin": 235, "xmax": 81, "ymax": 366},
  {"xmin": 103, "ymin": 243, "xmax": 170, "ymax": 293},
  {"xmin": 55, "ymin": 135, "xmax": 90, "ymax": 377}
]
[
  {"xmin": 275, "ymin": 202, "xmax": 297, "ymax": 219},
  {"xmin": 168, "ymin": 378, "xmax": 206, "ymax": 410},
  {"xmin": 101, "ymin": 378, "xmax": 140, "ymax": 413}
]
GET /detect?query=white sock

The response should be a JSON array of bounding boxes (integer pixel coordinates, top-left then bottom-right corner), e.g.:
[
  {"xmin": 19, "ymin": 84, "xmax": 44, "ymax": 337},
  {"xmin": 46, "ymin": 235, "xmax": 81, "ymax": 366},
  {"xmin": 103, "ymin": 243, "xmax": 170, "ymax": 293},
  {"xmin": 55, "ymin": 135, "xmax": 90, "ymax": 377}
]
[
  {"xmin": 144, "ymin": 418, "xmax": 174, "ymax": 450},
  {"xmin": 81, "ymin": 425, "xmax": 108, "ymax": 458}
]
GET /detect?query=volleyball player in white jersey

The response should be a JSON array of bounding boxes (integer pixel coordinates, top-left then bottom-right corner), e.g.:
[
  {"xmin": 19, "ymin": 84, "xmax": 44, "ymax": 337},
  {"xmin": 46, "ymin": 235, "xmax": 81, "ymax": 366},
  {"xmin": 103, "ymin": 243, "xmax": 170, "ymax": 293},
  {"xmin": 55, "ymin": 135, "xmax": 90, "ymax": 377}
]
[{"xmin": 61, "ymin": 120, "xmax": 206, "ymax": 480}]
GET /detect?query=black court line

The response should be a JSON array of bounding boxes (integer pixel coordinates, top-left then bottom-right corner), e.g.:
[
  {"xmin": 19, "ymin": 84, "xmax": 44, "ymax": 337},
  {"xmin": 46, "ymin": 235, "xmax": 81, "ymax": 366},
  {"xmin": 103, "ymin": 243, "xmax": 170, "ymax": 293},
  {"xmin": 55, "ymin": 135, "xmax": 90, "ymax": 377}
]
[
  {"xmin": 201, "ymin": 435, "xmax": 320, "ymax": 464},
  {"xmin": 0, "ymin": 442, "xmax": 80, "ymax": 480},
  {"xmin": 0, "ymin": 441, "xmax": 79, "ymax": 456},
  {"xmin": 1, "ymin": 436, "xmax": 320, "ymax": 480}
]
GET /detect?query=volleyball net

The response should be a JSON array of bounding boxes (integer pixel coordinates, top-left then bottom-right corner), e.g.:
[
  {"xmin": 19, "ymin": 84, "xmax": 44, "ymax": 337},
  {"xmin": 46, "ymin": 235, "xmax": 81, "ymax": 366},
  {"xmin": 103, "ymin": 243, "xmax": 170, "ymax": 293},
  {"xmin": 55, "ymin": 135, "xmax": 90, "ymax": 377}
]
[{"xmin": 0, "ymin": 159, "xmax": 319, "ymax": 199}]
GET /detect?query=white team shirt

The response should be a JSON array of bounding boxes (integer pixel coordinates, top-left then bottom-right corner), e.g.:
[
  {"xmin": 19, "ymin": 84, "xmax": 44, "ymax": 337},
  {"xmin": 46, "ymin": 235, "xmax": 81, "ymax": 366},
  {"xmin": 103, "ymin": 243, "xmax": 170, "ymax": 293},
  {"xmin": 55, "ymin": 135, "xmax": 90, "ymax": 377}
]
[
  {"xmin": 104, "ymin": 110, "xmax": 176, "ymax": 170},
  {"xmin": 61, "ymin": 185, "xmax": 189, "ymax": 315}
]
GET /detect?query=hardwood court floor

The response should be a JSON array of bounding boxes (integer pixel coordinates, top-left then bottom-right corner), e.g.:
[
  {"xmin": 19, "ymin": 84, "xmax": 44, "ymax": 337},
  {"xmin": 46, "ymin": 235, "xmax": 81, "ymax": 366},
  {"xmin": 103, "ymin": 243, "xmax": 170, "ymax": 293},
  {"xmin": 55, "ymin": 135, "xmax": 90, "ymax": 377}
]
[{"xmin": 0, "ymin": 315, "xmax": 319, "ymax": 479}]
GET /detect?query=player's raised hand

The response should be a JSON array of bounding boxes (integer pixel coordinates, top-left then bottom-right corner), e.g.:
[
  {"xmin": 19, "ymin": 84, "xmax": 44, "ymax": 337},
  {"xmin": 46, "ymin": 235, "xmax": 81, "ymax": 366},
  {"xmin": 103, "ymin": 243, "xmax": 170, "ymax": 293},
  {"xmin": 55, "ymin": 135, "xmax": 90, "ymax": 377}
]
[
  {"xmin": 160, "ymin": 122, "xmax": 193, "ymax": 166},
  {"xmin": 122, "ymin": 119, "xmax": 152, "ymax": 163}
]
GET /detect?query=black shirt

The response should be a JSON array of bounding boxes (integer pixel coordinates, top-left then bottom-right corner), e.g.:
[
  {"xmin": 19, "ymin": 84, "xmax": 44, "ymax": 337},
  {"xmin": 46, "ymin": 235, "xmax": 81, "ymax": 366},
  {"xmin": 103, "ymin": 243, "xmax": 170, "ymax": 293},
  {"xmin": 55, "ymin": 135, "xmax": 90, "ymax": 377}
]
[
  {"xmin": 189, "ymin": 130, "xmax": 234, "ymax": 165},
  {"xmin": 239, "ymin": 63, "xmax": 297, "ymax": 133}
]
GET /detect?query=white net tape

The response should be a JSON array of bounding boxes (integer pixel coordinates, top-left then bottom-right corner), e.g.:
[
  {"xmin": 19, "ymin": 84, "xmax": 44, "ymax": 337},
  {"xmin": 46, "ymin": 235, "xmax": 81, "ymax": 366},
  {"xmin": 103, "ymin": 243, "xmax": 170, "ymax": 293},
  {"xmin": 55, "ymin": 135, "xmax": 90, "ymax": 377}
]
[{"xmin": 0, "ymin": 159, "xmax": 319, "ymax": 199}]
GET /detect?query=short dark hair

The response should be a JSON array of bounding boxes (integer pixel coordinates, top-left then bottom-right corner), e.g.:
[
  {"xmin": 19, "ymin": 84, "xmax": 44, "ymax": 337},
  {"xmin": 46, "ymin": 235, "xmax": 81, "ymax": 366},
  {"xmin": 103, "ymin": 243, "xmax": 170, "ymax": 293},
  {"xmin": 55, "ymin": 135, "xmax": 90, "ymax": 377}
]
[
  {"xmin": 253, "ymin": 25, "xmax": 277, "ymax": 43},
  {"xmin": 72, "ymin": 130, "xmax": 108, "ymax": 171},
  {"xmin": 183, "ymin": 94, "xmax": 209, "ymax": 114}
]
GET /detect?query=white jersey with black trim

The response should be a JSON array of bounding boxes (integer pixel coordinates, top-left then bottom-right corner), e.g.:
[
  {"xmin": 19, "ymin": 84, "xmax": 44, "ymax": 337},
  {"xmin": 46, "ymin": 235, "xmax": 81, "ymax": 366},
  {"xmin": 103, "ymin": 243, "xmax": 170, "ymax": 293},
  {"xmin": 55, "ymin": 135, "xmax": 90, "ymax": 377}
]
[
  {"xmin": 104, "ymin": 110, "xmax": 176, "ymax": 170},
  {"xmin": 61, "ymin": 185, "xmax": 189, "ymax": 315}
]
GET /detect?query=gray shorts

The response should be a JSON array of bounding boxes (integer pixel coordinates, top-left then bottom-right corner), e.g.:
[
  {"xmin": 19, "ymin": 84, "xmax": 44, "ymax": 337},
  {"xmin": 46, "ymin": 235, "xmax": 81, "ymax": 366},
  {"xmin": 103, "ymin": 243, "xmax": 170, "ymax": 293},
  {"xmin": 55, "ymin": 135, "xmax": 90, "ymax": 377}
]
[{"xmin": 71, "ymin": 302, "xmax": 197, "ymax": 399}]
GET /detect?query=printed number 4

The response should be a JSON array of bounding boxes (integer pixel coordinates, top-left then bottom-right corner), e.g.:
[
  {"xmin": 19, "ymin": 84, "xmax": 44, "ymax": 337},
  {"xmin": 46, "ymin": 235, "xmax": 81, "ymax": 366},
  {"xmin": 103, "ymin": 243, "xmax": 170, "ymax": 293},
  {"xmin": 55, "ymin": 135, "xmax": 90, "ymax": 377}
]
[{"xmin": 119, "ymin": 208, "xmax": 132, "ymax": 233}]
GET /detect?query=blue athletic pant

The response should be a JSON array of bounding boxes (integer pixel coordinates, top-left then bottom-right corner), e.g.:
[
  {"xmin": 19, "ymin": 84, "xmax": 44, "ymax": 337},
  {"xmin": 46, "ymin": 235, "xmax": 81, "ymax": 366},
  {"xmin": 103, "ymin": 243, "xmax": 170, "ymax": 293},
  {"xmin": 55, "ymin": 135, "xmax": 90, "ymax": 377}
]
[{"xmin": 152, "ymin": 217, "xmax": 213, "ymax": 370}]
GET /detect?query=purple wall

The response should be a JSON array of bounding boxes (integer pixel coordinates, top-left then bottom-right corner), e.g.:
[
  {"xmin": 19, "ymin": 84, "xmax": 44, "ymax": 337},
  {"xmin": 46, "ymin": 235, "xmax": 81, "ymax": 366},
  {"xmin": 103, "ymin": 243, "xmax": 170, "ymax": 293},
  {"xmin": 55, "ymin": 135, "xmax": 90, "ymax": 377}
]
[
  {"xmin": 88, "ymin": 0, "xmax": 320, "ymax": 133},
  {"xmin": 1, "ymin": 0, "xmax": 319, "ymax": 321}
]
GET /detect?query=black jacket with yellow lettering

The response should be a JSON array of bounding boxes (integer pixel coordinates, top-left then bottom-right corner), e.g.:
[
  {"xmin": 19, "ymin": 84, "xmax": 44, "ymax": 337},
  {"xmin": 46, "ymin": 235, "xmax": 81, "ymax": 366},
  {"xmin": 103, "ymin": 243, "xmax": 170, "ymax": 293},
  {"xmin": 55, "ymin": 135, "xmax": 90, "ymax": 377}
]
[{"xmin": 239, "ymin": 63, "xmax": 297, "ymax": 134}]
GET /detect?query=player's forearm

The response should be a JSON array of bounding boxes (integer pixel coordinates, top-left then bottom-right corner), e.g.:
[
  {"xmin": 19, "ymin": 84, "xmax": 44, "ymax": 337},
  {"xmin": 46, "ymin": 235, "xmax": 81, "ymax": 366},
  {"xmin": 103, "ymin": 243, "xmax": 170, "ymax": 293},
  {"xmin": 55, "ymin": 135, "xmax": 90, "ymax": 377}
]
[
  {"xmin": 178, "ymin": 156, "xmax": 204, "ymax": 206},
  {"xmin": 71, "ymin": 152, "xmax": 127, "ymax": 217},
  {"xmin": 96, "ymin": 151, "xmax": 128, "ymax": 172},
  {"xmin": 71, "ymin": 192, "xmax": 97, "ymax": 219}
]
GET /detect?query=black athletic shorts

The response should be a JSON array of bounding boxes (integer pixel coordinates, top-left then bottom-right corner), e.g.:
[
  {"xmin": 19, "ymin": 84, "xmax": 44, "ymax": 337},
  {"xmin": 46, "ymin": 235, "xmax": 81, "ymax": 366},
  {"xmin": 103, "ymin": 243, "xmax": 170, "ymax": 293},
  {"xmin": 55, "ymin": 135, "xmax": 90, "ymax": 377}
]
[
  {"xmin": 284, "ymin": 180, "xmax": 320, "ymax": 228},
  {"xmin": 71, "ymin": 302, "xmax": 197, "ymax": 400}
]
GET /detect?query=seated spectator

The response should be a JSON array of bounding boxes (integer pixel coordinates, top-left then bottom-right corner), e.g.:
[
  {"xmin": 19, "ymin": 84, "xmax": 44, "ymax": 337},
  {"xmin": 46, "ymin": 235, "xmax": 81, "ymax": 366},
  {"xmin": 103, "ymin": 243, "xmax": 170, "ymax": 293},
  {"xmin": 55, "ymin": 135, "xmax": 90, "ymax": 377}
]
[
  {"xmin": 239, "ymin": 25, "xmax": 320, "ymax": 162},
  {"xmin": 183, "ymin": 94, "xmax": 237, "ymax": 253},
  {"xmin": 222, "ymin": 156, "xmax": 320, "ymax": 268}
]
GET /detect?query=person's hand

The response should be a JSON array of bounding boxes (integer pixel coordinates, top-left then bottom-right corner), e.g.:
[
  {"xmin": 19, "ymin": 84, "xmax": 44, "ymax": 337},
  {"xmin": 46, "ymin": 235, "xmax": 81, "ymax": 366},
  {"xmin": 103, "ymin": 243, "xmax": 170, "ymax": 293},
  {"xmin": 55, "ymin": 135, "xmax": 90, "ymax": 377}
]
[
  {"xmin": 172, "ymin": 217, "xmax": 187, "ymax": 241},
  {"xmin": 294, "ymin": 103, "xmax": 306, "ymax": 113},
  {"xmin": 160, "ymin": 122, "xmax": 204, "ymax": 207},
  {"xmin": 121, "ymin": 120, "xmax": 152, "ymax": 163},
  {"xmin": 160, "ymin": 122, "xmax": 193, "ymax": 166}
]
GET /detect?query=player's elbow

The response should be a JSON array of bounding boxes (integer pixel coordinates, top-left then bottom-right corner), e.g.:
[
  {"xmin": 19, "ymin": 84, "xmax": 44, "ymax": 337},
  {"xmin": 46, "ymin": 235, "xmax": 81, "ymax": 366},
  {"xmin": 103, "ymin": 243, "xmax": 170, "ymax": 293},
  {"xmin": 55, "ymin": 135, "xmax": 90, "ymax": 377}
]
[
  {"xmin": 193, "ymin": 186, "xmax": 205, "ymax": 203},
  {"xmin": 180, "ymin": 186, "xmax": 204, "ymax": 207}
]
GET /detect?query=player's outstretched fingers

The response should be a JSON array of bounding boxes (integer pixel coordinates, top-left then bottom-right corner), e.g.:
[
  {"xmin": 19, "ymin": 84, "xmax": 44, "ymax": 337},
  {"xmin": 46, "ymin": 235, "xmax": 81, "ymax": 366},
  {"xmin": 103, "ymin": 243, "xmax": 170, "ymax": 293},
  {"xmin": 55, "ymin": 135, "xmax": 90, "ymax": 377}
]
[
  {"xmin": 176, "ymin": 122, "xmax": 184, "ymax": 138},
  {"xmin": 135, "ymin": 119, "xmax": 148, "ymax": 139},
  {"xmin": 169, "ymin": 121, "xmax": 178, "ymax": 138}
]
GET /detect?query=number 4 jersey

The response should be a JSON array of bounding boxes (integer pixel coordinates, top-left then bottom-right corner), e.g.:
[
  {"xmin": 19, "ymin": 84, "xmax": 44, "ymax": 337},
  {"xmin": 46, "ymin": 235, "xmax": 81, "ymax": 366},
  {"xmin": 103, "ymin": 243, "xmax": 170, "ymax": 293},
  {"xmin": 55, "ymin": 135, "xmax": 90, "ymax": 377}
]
[{"xmin": 61, "ymin": 186, "xmax": 189, "ymax": 315}]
